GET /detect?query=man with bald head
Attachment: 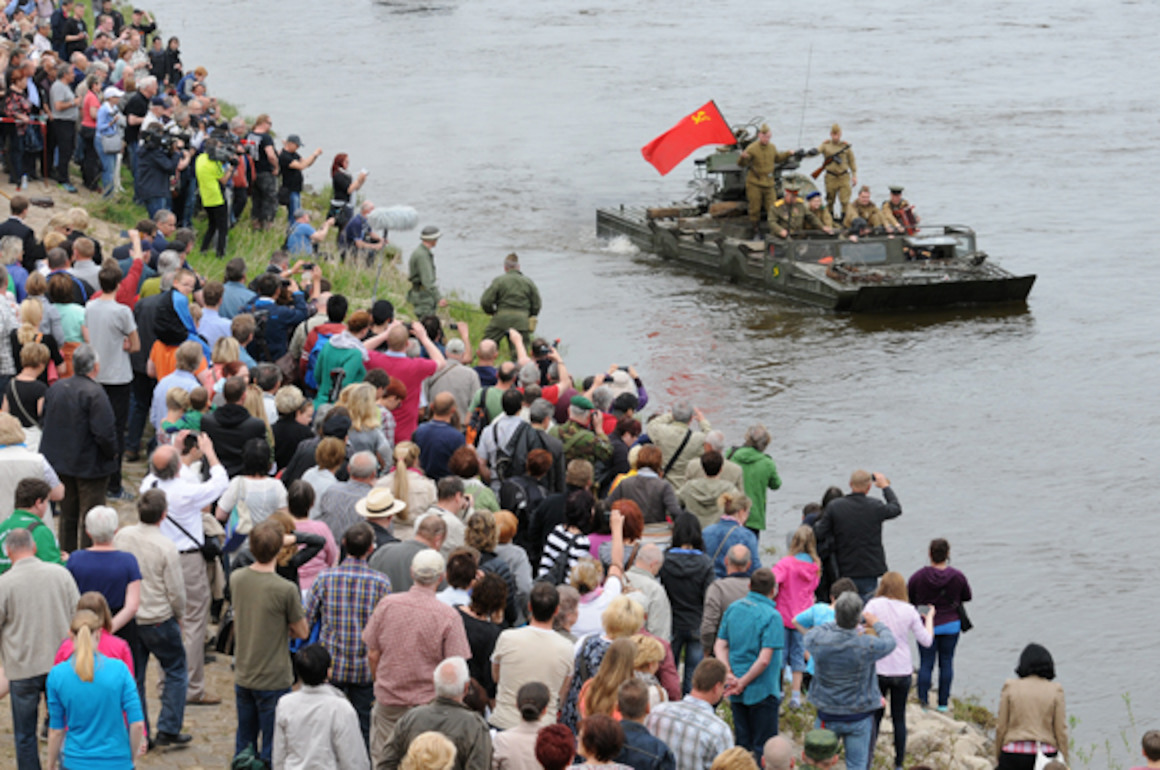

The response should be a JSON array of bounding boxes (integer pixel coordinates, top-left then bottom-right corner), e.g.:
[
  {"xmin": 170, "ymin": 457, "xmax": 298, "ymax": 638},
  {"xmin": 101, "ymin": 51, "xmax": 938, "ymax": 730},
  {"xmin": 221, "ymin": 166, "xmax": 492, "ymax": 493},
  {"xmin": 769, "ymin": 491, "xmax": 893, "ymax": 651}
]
[
  {"xmin": 366, "ymin": 320, "xmax": 445, "ymax": 442},
  {"xmin": 625, "ymin": 543, "xmax": 672, "ymax": 639},
  {"xmin": 701, "ymin": 544, "xmax": 753, "ymax": 655},
  {"xmin": 142, "ymin": 432, "xmax": 229, "ymax": 706},
  {"xmin": 763, "ymin": 735, "xmax": 795, "ymax": 770},
  {"xmin": 473, "ymin": 339, "xmax": 499, "ymax": 387},
  {"xmin": 412, "ymin": 392, "xmax": 466, "ymax": 481},
  {"xmin": 814, "ymin": 470, "xmax": 900, "ymax": 601},
  {"xmin": 317, "ymin": 451, "xmax": 381, "ymax": 544}
]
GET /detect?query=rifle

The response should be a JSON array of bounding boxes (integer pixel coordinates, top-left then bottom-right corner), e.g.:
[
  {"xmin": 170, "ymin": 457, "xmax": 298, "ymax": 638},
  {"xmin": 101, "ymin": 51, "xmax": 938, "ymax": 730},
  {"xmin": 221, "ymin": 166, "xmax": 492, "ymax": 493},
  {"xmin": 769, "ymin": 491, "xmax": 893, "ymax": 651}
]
[{"xmin": 811, "ymin": 143, "xmax": 851, "ymax": 180}]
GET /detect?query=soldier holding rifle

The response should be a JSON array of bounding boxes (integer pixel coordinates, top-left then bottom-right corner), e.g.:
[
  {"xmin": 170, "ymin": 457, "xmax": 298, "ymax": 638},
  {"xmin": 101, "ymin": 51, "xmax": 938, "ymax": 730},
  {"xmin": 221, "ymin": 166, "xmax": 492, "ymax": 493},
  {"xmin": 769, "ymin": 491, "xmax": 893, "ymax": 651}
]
[{"xmin": 814, "ymin": 124, "xmax": 857, "ymax": 221}]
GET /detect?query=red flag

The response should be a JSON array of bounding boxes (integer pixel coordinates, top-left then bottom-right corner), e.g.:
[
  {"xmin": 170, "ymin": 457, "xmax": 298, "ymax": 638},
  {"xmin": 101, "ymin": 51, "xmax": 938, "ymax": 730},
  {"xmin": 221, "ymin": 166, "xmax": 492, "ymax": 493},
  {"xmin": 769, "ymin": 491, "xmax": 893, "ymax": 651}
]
[{"xmin": 641, "ymin": 101, "xmax": 737, "ymax": 176}]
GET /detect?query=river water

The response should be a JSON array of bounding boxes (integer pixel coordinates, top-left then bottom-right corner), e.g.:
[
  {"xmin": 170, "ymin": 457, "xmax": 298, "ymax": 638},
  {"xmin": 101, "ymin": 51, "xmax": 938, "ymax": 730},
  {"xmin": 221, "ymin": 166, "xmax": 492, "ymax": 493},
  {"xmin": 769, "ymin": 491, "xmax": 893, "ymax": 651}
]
[{"xmin": 153, "ymin": 0, "xmax": 1159, "ymax": 752}]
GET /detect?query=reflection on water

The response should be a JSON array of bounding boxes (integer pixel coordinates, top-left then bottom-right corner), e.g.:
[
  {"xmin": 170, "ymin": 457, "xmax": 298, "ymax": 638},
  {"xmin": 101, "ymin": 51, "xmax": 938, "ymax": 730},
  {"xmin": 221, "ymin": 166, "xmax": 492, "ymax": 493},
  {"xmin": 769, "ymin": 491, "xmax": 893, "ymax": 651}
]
[{"xmin": 152, "ymin": 0, "xmax": 1160, "ymax": 752}]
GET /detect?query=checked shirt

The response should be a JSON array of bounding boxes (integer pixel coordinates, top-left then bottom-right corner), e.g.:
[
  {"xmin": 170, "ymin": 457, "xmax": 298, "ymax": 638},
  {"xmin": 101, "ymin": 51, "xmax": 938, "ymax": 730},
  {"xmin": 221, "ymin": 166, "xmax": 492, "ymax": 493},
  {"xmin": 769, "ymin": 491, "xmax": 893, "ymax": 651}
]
[{"xmin": 305, "ymin": 555, "xmax": 391, "ymax": 684}]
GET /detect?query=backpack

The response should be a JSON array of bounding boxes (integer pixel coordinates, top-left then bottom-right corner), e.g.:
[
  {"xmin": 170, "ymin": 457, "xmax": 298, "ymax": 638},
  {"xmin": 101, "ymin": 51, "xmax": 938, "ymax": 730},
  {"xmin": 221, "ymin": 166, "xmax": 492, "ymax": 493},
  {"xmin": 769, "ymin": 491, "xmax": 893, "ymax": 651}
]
[
  {"xmin": 303, "ymin": 332, "xmax": 337, "ymax": 391},
  {"xmin": 465, "ymin": 387, "xmax": 491, "ymax": 447},
  {"xmin": 242, "ymin": 303, "xmax": 273, "ymax": 362},
  {"xmin": 492, "ymin": 421, "xmax": 531, "ymax": 486},
  {"xmin": 499, "ymin": 474, "xmax": 546, "ymax": 535}
]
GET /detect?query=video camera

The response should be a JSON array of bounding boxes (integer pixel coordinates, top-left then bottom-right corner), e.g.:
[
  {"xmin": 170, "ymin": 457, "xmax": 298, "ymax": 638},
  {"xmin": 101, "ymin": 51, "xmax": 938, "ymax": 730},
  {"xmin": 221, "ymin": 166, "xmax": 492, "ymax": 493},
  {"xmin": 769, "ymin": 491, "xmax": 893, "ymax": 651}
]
[{"xmin": 203, "ymin": 124, "xmax": 240, "ymax": 165}]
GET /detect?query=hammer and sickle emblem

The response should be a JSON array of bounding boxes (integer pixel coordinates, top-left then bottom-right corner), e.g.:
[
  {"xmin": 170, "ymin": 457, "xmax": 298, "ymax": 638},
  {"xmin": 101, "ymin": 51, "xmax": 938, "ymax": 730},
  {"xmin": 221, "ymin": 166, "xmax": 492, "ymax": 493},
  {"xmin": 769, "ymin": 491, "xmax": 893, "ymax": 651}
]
[{"xmin": 690, "ymin": 111, "xmax": 710, "ymax": 125}]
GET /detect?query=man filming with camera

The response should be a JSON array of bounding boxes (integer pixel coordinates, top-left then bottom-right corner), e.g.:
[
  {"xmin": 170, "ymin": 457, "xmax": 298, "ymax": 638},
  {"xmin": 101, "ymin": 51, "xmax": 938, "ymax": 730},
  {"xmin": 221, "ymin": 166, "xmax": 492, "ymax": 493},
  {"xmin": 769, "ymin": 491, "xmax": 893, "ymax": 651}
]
[
  {"xmin": 137, "ymin": 122, "xmax": 193, "ymax": 219},
  {"xmin": 195, "ymin": 134, "xmax": 235, "ymax": 258}
]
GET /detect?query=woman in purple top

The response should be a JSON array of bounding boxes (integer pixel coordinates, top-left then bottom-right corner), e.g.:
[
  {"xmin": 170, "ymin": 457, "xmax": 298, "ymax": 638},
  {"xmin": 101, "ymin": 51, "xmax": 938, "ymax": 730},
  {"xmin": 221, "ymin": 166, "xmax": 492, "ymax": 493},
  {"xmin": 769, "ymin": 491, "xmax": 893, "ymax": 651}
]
[{"xmin": 907, "ymin": 537, "xmax": 972, "ymax": 711}]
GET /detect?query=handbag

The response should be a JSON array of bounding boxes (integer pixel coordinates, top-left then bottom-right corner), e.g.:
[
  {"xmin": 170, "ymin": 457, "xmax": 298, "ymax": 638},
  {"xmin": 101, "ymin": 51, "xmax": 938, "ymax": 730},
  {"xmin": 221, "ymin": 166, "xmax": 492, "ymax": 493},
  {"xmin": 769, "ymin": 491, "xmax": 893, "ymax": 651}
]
[
  {"xmin": 955, "ymin": 601, "xmax": 973, "ymax": 633},
  {"xmin": 167, "ymin": 511, "xmax": 222, "ymax": 563},
  {"xmin": 20, "ymin": 125, "xmax": 43, "ymax": 153},
  {"xmin": 99, "ymin": 131, "xmax": 124, "ymax": 154}
]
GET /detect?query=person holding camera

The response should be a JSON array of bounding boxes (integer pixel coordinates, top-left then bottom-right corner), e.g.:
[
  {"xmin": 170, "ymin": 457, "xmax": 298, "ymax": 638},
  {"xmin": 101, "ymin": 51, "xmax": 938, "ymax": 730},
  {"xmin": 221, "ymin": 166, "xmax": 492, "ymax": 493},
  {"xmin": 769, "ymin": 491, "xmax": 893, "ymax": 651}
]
[
  {"xmin": 480, "ymin": 253, "xmax": 541, "ymax": 359},
  {"xmin": 813, "ymin": 470, "xmax": 901, "ymax": 602},
  {"xmin": 195, "ymin": 136, "xmax": 234, "ymax": 258},
  {"xmin": 137, "ymin": 123, "xmax": 192, "ymax": 218}
]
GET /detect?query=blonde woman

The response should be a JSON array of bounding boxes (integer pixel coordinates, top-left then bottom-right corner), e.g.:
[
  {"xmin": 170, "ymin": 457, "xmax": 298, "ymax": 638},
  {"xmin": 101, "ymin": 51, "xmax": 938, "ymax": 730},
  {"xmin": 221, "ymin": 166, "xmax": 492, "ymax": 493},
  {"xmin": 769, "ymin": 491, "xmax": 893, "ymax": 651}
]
[
  {"xmin": 772, "ymin": 525, "xmax": 822, "ymax": 707},
  {"xmin": 10, "ymin": 298, "xmax": 62, "ymax": 382},
  {"xmin": 0, "ymin": 234, "xmax": 26, "ymax": 299},
  {"xmin": 401, "ymin": 731, "xmax": 457, "ymax": 770},
  {"xmin": 631, "ymin": 634, "xmax": 667, "ymax": 708},
  {"xmin": 47, "ymin": 609, "xmax": 144, "ymax": 770},
  {"xmin": 23, "ymin": 271, "xmax": 65, "ymax": 342},
  {"xmin": 377, "ymin": 441, "xmax": 435, "ymax": 541},
  {"xmin": 579, "ymin": 638, "xmax": 637, "ymax": 719},
  {"xmin": 2, "ymin": 342, "xmax": 50, "ymax": 448},
  {"xmin": 346, "ymin": 382, "xmax": 390, "ymax": 469}
]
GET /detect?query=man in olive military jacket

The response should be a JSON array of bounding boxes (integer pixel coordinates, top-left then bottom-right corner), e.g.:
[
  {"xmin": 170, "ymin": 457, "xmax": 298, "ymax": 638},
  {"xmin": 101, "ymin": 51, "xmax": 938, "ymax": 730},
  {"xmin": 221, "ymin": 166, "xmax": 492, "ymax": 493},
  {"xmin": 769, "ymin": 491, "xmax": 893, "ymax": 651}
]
[
  {"xmin": 480, "ymin": 253, "xmax": 541, "ymax": 355},
  {"xmin": 738, "ymin": 123, "xmax": 793, "ymax": 238},
  {"xmin": 817, "ymin": 123, "xmax": 857, "ymax": 220}
]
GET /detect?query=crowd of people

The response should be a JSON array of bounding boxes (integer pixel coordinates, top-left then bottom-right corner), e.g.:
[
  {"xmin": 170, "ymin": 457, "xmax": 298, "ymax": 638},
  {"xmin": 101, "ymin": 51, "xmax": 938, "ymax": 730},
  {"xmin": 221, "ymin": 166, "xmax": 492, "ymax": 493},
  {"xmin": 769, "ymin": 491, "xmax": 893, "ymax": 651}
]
[{"xmin": 0, "ymin": 5, "xmax": 1117, "ymax": 770}]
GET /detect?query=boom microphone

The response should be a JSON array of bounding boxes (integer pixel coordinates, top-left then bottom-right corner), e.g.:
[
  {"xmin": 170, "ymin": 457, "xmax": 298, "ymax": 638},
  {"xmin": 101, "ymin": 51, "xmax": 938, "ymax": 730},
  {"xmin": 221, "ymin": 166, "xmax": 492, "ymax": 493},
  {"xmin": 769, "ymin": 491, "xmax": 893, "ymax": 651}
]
[{"xmin": 368, "ymin": 206, "xmax": 419, "ymax": 233}]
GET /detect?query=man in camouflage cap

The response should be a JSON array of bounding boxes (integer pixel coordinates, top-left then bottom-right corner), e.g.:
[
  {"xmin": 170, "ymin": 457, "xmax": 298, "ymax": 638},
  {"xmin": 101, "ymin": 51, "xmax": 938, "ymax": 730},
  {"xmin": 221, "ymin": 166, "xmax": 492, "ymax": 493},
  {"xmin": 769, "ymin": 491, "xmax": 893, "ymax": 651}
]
[
  {"xmin": 771, "ymin": 181, "xmax": 832, "ymax": 239},
  {"xmin": 817, "ymin": 123, "xmax": 856, "ymax": 221},
  {"xmin": 738, "ymin": 123, "xmax": 794, "ymax": 239},
  {"xmin": 480, "ymin": 252, "xmax": 542, "ymax": 356},
  {"xmin": 549, "ymin": 395, "xmax": 611, "ymax": 466},
  {"xmin": 801, "ymin": 729, "xmax": 840, "ymax": 768}
]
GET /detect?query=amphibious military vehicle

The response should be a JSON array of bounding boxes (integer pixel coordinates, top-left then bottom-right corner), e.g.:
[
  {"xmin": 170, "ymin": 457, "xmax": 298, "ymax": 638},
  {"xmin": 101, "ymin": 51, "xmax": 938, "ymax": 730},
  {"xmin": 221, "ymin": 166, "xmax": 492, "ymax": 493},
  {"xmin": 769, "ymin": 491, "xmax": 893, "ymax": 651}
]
[{"xmin": 596, "ymin": 124, "xmax": 1035, "ymax": 312}]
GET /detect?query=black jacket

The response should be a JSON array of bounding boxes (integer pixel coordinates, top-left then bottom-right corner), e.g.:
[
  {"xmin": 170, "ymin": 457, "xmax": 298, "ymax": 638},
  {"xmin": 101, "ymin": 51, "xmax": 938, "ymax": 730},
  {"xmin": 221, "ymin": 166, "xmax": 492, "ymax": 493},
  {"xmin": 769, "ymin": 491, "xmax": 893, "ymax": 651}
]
[
  {"xmin": 814, "ymin": 488, "xmax": 901, "ymax": 579},
  {"xmin": 658, "ymin": 549, "xmax": 714, "ymax": 634},
  {"xmin": 617, "ymin": 720, "xmax": 677, "ymax": 770},
  {"xmin": 40, "ymin": 375, "xmax": 117, "ymax": 478},
  {"xmin": 0, "ymin": 217, "xmax": 40, "ymax": 273},
  {"xmin": 136, "ymin": 145, "xmax": 180, "ymax": 200},
  {"xmin": 201, "ymin": 404, "xmax": 267, "ymax": 477}
]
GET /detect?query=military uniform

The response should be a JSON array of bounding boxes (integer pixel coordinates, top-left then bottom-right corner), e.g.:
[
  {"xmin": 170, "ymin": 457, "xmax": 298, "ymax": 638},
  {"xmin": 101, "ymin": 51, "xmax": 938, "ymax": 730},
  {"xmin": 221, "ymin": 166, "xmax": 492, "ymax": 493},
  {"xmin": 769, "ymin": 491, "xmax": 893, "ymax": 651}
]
[
  {"xmin": 738, "ymin": 130, "xmax": 793, "ymax": 227},
  {"xmin": 843, "ymin": 199, "xmax": 886, "ymax": 229},
  {"xmin": 818, "ymin": 134, "xmax": 856, "ymax": 219},
  {"xmin": 480, "ymin": 268, "xmax": 542, "ymax": 349},
  {"xmin": 806, "ymin": 203, "xmax": 834, "ymax": 230},
  {"xmin": 880, "ymin": 197, "xmax": 913, "ymax": 230},
  {"xmin": 772, "ymin": 197, "xmax": 826, "ymax": 235},
  {"xmin": 407, "ymin": 243, "xmax": 440, "ymax": 317},
  {"xmin": 549, "ymin": 420, "xmax": 612, "ymax": 466}
]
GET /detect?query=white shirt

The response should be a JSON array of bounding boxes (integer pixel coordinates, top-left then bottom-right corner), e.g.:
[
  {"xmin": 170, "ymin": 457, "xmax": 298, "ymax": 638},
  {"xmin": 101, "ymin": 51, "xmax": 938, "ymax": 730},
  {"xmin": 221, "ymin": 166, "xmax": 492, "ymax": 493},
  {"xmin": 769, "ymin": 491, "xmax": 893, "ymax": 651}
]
[
  {"xmin": 143, "ymin": 464, "xmax": 229, "ymax": 551},
  {"xmin": 272, "ymin": 683, "xmax": 369, "ymax": 770}
]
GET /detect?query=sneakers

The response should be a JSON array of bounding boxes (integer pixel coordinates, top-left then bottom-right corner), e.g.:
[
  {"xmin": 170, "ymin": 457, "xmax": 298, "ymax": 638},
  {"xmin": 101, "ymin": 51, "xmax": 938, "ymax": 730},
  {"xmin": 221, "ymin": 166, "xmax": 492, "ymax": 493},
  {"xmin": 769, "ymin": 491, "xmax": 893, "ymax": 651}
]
[
  {"xmin": 107, "ymin": 489, "xmax": 136, "ymax": 502},
  {"xmin": 60, "ymin": 182, "xmax": 78, "ymax": 193},
  {"xmin": 155, "ymin": 731, "xmax": 193, "ymax": 748},
  {"xmin": 186, "ymin": 693, "xmax": 221, "ymax": 706},
  {"xmin": 789, "ymin": 692, "xmax": 803, "ymax": 709},
  {"xmin": 937, "ymin": 705, "xmax": 949, "ymax": 713}
]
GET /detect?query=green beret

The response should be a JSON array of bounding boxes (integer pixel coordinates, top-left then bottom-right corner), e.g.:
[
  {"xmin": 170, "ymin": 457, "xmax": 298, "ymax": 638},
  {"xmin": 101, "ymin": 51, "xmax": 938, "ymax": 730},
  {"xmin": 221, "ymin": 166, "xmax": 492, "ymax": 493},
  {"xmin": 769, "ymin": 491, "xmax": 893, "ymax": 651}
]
[
  {"xmin": 570, "ymin": 395, "xmax": 594, "ymax": 411},
  {"xmin": 804, "ymin": 729, "xmax": 839, "ymax": 761}
]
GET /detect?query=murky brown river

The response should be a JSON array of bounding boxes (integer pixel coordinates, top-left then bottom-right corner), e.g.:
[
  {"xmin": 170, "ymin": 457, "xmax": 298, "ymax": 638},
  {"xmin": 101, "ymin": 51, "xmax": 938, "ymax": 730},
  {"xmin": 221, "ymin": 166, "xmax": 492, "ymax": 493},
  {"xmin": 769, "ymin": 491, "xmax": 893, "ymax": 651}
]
[{"xmin": 153, "ymin": 0, "xmax": 1160, "ymax": 753}]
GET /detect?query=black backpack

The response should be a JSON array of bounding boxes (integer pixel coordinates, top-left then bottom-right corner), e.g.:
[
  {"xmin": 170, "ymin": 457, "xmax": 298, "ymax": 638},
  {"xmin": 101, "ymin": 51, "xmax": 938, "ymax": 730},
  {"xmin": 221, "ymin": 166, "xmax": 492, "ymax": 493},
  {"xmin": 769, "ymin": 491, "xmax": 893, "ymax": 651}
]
[{"xmin": 492, "ymin": 422, "xmax": 532, "ymax": 485}]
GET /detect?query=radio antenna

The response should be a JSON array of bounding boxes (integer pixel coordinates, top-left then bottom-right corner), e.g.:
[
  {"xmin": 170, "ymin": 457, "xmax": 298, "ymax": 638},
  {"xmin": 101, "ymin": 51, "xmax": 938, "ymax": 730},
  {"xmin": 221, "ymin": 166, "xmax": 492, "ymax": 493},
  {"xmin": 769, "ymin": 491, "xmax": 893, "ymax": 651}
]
[{"xmin": 796, "ymin": 44, "xmax": 813, "ymax": 146}]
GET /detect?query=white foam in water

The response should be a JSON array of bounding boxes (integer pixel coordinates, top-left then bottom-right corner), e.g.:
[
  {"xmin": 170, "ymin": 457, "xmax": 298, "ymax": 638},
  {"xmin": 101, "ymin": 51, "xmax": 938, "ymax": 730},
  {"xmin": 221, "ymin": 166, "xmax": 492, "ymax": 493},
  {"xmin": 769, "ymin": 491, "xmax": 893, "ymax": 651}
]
[{"xmin": 602, "ymin": 235, "xmax": 639, "ymax": 255}]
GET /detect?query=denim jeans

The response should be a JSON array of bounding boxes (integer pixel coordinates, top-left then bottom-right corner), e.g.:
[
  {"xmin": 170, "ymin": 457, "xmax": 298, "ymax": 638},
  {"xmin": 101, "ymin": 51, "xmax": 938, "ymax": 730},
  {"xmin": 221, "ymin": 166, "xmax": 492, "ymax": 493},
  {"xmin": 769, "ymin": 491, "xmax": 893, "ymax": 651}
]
[
  {"xmin": 97, "ymin": 136, "xmax": 117, "ymax": 194},
  {"xmin": 917, "ymin": 632, "xmax": 959, "ymax": 707},
  {"xmin": 334, "ymin": 680, "xmax": 375, "ymax": 749},
  {"xmin": 731, "ymin": 693, "xmax": 779, "ymax": 759},
  {"xmin": 851, "ymin": 576, "xmax": 879, "ymax": 604},
  {"xmin": 134, "ymin": 618, "xmax": 188, "ymax": 736},
  {"xmin": 286, "ymin": 190, "xmax": 301, "ymax": 221},
  {"xmin": 235, "ymin": 684, "xmax": 290, "ymax": 761},
  {"xmin": 10, "ymin": 673, "xmax": 47, "ymax": 770},
  {"xmin": 818, "ymin": 713, "xmax": 873, "ymax": 770},
  {"xmin": 127, "ymin": 141, "xmax": 140, "ymax": 197},
  {"xmin": 145, "ymin": 196, "xmax": 171, "ymax": 220},
  {"xmin": 670, "ymin": 627, "xmax": 703, "ymax": 696}
]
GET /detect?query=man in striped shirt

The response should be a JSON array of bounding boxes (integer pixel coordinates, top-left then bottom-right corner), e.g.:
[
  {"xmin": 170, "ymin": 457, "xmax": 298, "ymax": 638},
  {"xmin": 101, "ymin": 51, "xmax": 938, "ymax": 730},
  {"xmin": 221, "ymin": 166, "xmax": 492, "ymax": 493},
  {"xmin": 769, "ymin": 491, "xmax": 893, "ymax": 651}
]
[
  {"xmin": 305, "ymin": 521, "xmax": 391, "ymax": 749},
  {"xmin": 645, "ymin": 658, "xmax": 733, "ymax": 770}
]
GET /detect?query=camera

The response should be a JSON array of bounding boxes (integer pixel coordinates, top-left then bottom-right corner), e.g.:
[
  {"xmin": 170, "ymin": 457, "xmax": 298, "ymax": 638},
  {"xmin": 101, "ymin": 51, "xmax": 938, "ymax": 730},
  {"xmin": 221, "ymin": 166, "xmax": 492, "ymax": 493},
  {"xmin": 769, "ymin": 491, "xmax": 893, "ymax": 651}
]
[
  {"xmin": 181, "ymin": 433, "xmax": 199, "ymax": 452},
  {"xmin": 204, "ymin": 124, "xmax": 240, "ymax": 164}
]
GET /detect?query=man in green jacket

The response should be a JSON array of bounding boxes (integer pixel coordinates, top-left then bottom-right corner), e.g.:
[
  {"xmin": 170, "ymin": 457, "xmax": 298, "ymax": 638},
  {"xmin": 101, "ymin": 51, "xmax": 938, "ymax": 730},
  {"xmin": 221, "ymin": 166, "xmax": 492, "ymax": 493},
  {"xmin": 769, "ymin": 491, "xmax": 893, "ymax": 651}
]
[
  {"xmin": 480, "ymin": 253, "xmax": 541, "ymax": 355},
  {"xmin": 0, "ymin": 478, "xmax": 64, "ymax": 573},
  {"xmin": 727, "ymin": 424, "xmax": 782, "ymax": 536},
  {"xmin": 407, "ymin": 225, "xmax": 446, "ymax": 318}
]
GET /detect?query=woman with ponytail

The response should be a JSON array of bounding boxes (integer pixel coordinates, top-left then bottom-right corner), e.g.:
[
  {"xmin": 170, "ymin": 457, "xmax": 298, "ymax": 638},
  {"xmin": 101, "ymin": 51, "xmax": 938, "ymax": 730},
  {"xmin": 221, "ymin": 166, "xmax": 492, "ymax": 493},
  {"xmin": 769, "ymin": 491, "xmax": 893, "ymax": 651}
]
[
  {"xmin": 47, "ymin": 608, "xmax": 144, "ymax": 770},
  {"xmin": 378, "ymin": 441, "xmax": 436, "ymax": 541}
]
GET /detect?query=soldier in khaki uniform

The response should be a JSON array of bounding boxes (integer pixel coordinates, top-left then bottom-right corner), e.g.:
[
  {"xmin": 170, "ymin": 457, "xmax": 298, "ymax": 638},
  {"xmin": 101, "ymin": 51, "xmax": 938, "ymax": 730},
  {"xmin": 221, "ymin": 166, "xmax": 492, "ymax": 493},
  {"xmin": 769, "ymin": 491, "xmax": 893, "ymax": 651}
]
[
  {"xmin": 843, "ymin": 186, "xmax": 889, "ymax": 229},
  {"xmin": 880, "ymin": 185, "xmax": 920, "ymax": 232},
  {"xmin": 480, "ymin": 252, "xmax": 542, "ymax": 354},
  {"xmin": 407, "ymin": 225, "xmax": 446, "ymax": 317},
  {"xmin": 738, "ymin": 123, "xmax": 793, "ymax": 237},
  {"xmin": 818, "ymin": 123, "xmax": 856, "ymax": 221},
  {"xmin": 771, "ymin": 181, "xmax": 832, "ymax": 238},
  {"xmin": 804, "ymin": 191, "xmax": 834, "ymax": 230}
]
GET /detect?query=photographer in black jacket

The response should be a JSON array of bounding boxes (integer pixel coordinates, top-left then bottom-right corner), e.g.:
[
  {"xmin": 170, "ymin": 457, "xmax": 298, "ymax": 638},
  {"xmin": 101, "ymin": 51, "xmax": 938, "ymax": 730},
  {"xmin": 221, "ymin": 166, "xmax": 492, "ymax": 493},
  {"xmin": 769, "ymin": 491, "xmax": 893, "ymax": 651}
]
[
  {"xmin": 136, "ymin": 123, "xmax": 192, "ymax": 219},
  {"xmin": 813, "ymin": 470, "xmax": 901, "ymax": 602}
]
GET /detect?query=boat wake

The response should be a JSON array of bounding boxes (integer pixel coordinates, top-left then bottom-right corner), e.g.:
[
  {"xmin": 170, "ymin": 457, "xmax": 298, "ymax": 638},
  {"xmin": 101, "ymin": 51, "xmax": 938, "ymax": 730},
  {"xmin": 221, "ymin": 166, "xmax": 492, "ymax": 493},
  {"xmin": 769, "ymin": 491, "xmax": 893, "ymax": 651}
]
[{"xmin": 601, "ymin": 235, "xmax": 640, "ymax": 256}]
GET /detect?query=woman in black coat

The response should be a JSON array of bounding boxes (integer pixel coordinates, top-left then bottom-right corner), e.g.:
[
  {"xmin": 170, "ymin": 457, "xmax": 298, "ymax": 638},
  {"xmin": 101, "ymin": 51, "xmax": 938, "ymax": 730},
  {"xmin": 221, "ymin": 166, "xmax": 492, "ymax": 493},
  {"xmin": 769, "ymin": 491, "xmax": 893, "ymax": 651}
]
[{"xmin": 658, "ymin": 513, "xmax": 715, "ymax": 696}]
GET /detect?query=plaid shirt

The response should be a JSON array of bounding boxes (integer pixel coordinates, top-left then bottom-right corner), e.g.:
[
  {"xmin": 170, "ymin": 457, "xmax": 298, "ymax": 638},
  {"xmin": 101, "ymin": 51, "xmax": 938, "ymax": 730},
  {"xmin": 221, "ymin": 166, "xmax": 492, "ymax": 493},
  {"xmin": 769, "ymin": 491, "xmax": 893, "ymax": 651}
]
[
  {"xmin": 362, "ymin": 584, "xmax": 471, "ymax": 707},
  {"xmin": 305, "ymin": 556, "xmax": 391, "ymax": 684},
  {"xmin": 644, "ymin": 696, "xmax": 733, "ymax": 770}
]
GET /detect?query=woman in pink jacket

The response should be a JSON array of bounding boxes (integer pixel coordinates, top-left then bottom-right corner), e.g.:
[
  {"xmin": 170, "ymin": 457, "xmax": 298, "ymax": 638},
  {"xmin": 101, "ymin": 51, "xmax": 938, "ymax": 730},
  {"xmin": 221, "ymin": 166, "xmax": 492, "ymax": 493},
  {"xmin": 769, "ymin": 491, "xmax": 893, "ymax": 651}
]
[{"xmin": 772, "ymin": 525, "xmax": 821, "ymax": 708}]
